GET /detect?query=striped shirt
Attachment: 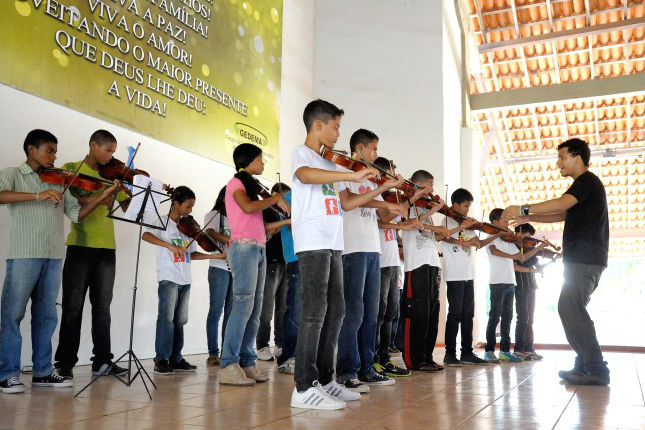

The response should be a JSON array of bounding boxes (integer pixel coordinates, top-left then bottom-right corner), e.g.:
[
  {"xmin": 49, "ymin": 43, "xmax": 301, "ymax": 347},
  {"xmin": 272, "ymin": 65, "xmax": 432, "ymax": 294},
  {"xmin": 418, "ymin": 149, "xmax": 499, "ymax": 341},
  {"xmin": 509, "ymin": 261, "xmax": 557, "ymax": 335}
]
[{"xmin": 0, "ymin": 163, "xmax": 81, "ymax": 259}]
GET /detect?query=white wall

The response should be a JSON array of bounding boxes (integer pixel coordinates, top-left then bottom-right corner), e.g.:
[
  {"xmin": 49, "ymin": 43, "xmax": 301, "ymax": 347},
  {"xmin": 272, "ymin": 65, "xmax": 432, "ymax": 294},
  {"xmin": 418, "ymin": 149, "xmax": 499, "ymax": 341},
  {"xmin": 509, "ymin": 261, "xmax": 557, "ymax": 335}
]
[{"xmin": 0, "ymin": 0, "xmax": 315, "ymax": 367}]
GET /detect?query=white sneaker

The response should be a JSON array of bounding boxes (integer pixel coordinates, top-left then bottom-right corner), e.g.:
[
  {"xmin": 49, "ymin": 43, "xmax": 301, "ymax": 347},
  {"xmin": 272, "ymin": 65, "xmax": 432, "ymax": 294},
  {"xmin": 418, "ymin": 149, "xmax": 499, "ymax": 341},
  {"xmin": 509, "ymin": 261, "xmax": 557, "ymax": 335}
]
[
  {"xmin": 256, "ymin": 347, "xmax": 274, "ymax": 361},
  {"xmin": 274, "ymin": 347, "xmax": 282, "ymax": 358},
  {"xmin": 290, "ymin": 381, "xmax": 346, "ymax": 410},
  {"xmin": 278, "ymin": 357, "xmax": 295, "ymax": 374},
  {"xmin": 323, "ymin": 380, "xmax": 361, "ymax": 401}
]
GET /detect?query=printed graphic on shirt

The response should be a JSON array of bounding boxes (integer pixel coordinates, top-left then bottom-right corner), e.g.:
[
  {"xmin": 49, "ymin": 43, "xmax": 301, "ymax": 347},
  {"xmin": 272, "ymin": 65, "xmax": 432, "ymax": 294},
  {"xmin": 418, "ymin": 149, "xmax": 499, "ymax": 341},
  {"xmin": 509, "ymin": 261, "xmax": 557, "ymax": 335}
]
[
  {"xmin": 171, "ymin": 237, "xmax": 191, "ymax": 263},
  {"xmin": 384, "ymin": 229, "xmax": 395, "ymax": 242},
  {"xmin": 452, "ymin": 230, "xmax": 473, "ymax": 255},
  {"xmin": 322, "ymin": 183, "xmax": 341, "ymax": 216}
]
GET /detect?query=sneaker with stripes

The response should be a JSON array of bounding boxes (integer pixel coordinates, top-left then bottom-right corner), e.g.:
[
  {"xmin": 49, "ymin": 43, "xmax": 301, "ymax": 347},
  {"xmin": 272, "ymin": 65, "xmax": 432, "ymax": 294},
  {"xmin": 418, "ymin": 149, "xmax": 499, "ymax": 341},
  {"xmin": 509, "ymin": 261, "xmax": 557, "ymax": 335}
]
[
  {"xmin": 323, "ymin": 380, "xmax": 361, "ymax": 401},
  {"xmin": 290, "ymin": 381, "xmax": 346, "ymax": 410}
]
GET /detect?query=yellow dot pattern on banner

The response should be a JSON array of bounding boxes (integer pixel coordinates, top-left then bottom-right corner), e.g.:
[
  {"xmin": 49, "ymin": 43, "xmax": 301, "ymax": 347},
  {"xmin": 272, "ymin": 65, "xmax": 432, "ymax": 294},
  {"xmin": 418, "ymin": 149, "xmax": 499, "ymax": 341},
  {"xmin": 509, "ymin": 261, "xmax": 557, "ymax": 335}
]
[
  {"xmin": 254, "ymin": 10, "xmax": 259, "ymax": 20},
  {"xmin": 234, "ymin": 72, "xmax": 242, "ymax": 85},
  {"xmin": 52, "ymin": 49, "xmax": 61, "ymax": 59},
  {"xmin": 201, "ymin": 64, "xmax": 210, "ymax": 77},
  {"xmin": 253, "ymin": 106, "xmax": 259, "ymax": 116},
  {"xmin": 57, "ymin": 54, "xmax": 69, "ymax": 67},
  {"xmin": 229, "ymin": 0, "xmax": 236, "ymax": 4},
  {"xmin": 15, "ymin": 0, "xmax": 31, "ymax": 16},
  {"xmin": 271, "ymin": 8, "xmax": 279, "ymax": 23}
]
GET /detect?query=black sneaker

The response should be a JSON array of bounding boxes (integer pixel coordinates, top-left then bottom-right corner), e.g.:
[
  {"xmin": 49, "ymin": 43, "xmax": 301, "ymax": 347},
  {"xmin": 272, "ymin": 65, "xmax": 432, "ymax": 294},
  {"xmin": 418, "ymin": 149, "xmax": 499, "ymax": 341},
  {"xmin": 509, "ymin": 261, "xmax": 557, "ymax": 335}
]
[
  {"xmin": 563, "ymin": 371, "xmax": 610, "ymax": 386},
  {"xmin": 460, "ymin": 353, "xmax": 490, "ymax": 366},
  {"xmin": 341, "ymin": 378, "xmax": 370, "ymax": 393},
  {"xmin": 0, "ymin": 376, "xmax": 26, "ymax": 394},
  {"xmin": 558, "ymin": 367, "xmax": 584, "ymax": 380},
  {"xmin": 92, "ymin": 361, "xmax": 128, "ymax": 376},
  {"xmin": 359, "ymin": 371, "xmax": 395, "ymax": 386},
  {"xmin": 32, "ymin": 373, "xmax": 73, "ymax": 388},
  {"xmin": 172, "ymin": 359, "xmax": 197, "ymax": 372},
  {"xmin": 388, "ymin": 345, "xmax": 401, "ymax": 356},
  {"xmin": 56, "ymin": 367, "xmax": 74, "ymax": 380},
  {"xmin": 154, "ymin": 360, "xmax": 175, "ymax": 375},
  {"xmin": 377, "ymin": 361, "xmax": 411, "ymax": 377},
  {"xmin": 443, "ymin": 354, "xmax": 462, "ymax": 367}
]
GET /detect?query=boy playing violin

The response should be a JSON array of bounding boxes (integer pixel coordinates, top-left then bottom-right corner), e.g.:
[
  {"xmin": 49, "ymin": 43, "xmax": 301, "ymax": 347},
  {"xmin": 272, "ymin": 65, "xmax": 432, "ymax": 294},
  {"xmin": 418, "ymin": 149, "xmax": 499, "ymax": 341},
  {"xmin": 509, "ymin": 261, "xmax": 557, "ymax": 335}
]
[
  {"xmin": 483, "ymin": 208, "xmax": 545, "ymax": 363},
  {"xmin": 289, "ymin": 100, "xmax": 403, "ymax": 410},
  {"xmin": 440, "ymin": 188, "xmax": 500, "ymax": 367},
  {"xmin": 0, "ymin": 129, "xmax": 119, "ymax": 394},
  {"xmin": 54, "ymin": 130, "xmax": 132, "ymax": 380}
]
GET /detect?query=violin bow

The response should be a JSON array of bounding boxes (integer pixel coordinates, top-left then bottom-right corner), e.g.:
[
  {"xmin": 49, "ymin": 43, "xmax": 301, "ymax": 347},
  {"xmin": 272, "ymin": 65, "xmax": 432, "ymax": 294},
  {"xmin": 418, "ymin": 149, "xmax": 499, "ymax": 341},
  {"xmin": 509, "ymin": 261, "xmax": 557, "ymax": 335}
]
[{"xmin": 55, "ymin": 158, "xmax": 87, "ymax": 208}]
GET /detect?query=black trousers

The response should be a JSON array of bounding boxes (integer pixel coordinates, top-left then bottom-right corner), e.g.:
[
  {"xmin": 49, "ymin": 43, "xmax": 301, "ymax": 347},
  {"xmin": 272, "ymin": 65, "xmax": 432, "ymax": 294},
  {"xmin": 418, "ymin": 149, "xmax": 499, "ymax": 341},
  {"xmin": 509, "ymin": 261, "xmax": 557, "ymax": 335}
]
[
  {"xmin": 55, "ymin": 246, "xmax": 116, "ymax": 368},
  {"xmin": 257, "ymin": 261, "xmax": 287, "ymax": 349},
  {"xmin": 376, "ymin": 266, "xmax": 400, "ymax": 363},
  {"xmin": 445, "ymin": 280, "xmax": 475, "ymax": 356},
  {"xmin": 401, "ymin": 264, "xmax": 440, "ymax": 370}
]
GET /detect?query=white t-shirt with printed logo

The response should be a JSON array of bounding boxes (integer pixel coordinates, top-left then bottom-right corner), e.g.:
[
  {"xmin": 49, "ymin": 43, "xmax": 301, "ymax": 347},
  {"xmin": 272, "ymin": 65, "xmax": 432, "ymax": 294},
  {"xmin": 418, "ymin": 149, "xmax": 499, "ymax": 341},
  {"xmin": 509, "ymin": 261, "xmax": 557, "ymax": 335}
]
[
  {"xmin": 146, "ymin": 215, "xmax": 198, "ymax": 285},
  {"xmin": 486, "ymin": 236, "xmax": 520, "ymax": 285},
  {"xmin": 204, "ymin": 210, "xmax": 231, "ymax": 272},
  {"xmin": 401, "ymin": 206, "xmax": 441, "ymax": 272},
  {"xmin": 442, "ymin": 217, "xmax": 477, "ymax": 281},
  {"xmin": 379, "ymin": 216, "xmax": 401, "ymax": 268},
  {"xmin": 291, "ymin": 145, "xmax": 346, "ymax": 253},
  {"xmin": 340, "ymin": 166, "xmax": 382, "ymax": 255}
]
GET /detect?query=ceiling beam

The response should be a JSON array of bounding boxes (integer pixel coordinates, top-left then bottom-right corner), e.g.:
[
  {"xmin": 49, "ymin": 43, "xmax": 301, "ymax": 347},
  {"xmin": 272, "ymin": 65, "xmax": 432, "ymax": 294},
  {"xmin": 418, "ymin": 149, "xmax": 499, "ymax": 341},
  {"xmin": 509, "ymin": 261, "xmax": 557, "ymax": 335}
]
[
  {"xmin": 477, "ymin": 16, "xmax": 644, "ymax": 54},
  {"xmin": 469, "ymin": 74, "xmax": 645, "ymax": 112}
]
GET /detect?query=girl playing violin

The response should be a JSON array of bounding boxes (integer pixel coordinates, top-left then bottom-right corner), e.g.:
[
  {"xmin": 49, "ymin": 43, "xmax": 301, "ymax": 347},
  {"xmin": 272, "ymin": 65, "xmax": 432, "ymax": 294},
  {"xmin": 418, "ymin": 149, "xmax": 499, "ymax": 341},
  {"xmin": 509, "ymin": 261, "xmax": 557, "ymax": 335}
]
[
  {"xmin": 218, "ymin": 143, "xmax": 289, "ymax": 387},
  {"xmin": 0, "ymin": 129, "xmax": 119, "ymax": 394},
  {"xmin": 142, "ymin": 186, "xmax": 225, "ymax": 375}
]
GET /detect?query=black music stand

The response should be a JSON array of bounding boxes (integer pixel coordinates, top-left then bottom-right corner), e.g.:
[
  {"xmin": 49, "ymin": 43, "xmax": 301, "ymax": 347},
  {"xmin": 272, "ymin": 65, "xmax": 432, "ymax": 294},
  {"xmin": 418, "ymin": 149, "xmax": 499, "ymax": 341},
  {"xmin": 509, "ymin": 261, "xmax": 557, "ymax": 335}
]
[{"xmin": 74, "ymin": 178, "xmax": 171, "ymax": 399}]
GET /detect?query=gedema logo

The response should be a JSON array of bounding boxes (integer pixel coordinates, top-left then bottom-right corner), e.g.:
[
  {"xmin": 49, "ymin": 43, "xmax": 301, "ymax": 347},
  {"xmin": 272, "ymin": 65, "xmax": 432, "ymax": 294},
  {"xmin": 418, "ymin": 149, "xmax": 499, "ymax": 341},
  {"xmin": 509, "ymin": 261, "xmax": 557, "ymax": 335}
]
[{"xmin": 235, "ymin": 123, "xmax": 269, "ymax": 147}]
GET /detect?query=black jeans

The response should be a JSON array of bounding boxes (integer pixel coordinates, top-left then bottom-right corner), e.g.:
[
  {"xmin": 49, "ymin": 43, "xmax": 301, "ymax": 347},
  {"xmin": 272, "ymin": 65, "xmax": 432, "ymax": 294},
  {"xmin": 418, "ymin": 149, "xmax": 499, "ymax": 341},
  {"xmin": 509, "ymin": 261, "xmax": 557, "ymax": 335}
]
[
  {"xmin": 257, "ymin": 261, "xmax": 287, "ymax": 349},
  {"xmin": 55, "ymin": 246, "xmax": 116, "ymax": 368},
  {"xmin": 558, "ymin": 262, "xmax": 606, "ymax": 373},
  {"xmin": 514, "ymin": 285, "xmax": 536, "ymax": 353},
  {"xmin": 376, "ymin": 266, "xmax": 400, "ymax": 363},
  {"xmin": 401, "ymin": 265, "xmax": 440, "ymax": 370},
  {"xmin": 294, "ymin": 250, "xmax": 344, "ymax": 392},
  {"xmin": 485, "ymin": 284, "xmax": 515, "ymax": 352},
  {"xmin": 445, "ymin": 280, "xmax": 475, "ymax": 356}
]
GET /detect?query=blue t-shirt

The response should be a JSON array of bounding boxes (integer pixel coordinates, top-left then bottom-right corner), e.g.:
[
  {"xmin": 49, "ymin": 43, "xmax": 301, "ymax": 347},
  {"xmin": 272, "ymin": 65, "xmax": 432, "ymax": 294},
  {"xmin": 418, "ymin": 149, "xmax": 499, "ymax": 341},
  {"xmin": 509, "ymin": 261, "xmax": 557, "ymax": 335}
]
[{"xmin": 281, "ymin": 191, "xmax": 297, "ymax": 264}]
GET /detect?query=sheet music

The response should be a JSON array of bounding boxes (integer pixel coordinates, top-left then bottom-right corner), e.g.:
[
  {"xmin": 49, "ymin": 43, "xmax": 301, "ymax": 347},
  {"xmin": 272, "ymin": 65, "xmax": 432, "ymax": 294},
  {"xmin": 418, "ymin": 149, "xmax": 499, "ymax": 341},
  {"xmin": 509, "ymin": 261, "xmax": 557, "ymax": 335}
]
[{"xmin": 123, "ymin": 175, "xmax": 165, "ymax": 225}]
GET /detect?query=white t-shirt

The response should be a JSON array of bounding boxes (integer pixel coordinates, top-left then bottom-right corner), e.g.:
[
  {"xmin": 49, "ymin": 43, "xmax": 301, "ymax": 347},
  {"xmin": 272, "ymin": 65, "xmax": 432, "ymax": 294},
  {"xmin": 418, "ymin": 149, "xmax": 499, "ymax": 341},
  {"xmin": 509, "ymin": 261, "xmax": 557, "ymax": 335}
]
[
  {"xmin": 291, "ymin": 145, "xmax": 346, "ymax": 253},
  {"xmin": 146, "ymin": 215, "xmax": 197, "ymax": 285},
  {"xmin": 486, "ymin": 236, "xmax": 519, "ymax": 285},
  {"xmin": 341, "ymin": 167, "xmax": 382, "ymax": 255},
  {"xmin": 442, "ymin": 217, "xmax": 477, "ymax": 281},
  {"xmin": 204, "ymin": 210, "xmax": 231, "ymax": 272},
  {"xmin": 379, "ymin": 217, "xmax": 401, "ymax": 268},
  {"xmin": 401, "ymin": 206, "xmax": 441, "ymax": 272}
]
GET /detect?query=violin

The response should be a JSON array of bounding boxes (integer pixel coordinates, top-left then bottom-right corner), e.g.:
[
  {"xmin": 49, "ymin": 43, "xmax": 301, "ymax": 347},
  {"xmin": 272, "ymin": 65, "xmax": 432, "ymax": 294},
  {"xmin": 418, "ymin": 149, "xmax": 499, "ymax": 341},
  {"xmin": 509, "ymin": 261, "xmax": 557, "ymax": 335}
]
[
  {"xmin": 500, "ymin": 232, "xmax": 561, "ymax": 252},
  {"xmin": 177, "ymin": 216, "xmax": 220, "ymax": 253},
  {"xmin": 255, "ymin": 179, "xmax": 290, "ymax": 218},
  {"xmin": 99, "ymin": 157, "xmax": 150, "ymax": 184},
  {"xmin": 38, "ymin": 167, "xmax": 113, "ymax": 191},
  {"xmin": 536, "ymin": 248, "xmax": 562, "ymax": 260}
]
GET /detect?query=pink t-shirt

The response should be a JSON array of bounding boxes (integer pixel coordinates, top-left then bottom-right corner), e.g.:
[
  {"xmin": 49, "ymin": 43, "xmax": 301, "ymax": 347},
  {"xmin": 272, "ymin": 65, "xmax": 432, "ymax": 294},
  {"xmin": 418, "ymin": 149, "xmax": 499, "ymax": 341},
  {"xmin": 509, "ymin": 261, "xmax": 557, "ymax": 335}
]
[{"xmin": 225, "ymin": 177, "xmax": 266, "ymax": 244}]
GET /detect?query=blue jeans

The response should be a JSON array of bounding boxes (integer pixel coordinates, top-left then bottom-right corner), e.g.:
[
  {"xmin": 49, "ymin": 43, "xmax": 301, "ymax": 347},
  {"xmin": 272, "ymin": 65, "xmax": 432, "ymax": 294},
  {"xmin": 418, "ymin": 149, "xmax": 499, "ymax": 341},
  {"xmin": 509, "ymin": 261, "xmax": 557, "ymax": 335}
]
[
  {"xmin": 207, "ymin": 267, "xmax": 232, "ymax": 356},
  {"xmin": 277, "ymin": 261, "xmax": 301, "ymax": 365},
  {"xmin": 155, "ymin": 281, "xmax": 191, "ymax": 362},
  {"xmin": 0, "ymin": 259, "xmax": 62, "ymax": 380},
  {"xmin": 485, "ymin": 283, "xmax": 515, "ymax": 352},
  {"xmin": 336, "ymin": 252, "xmax": 381, "ymax": 382},
  {"xmin": 221, "ymin": 242, "xmax": 266, "ymax": 368}
]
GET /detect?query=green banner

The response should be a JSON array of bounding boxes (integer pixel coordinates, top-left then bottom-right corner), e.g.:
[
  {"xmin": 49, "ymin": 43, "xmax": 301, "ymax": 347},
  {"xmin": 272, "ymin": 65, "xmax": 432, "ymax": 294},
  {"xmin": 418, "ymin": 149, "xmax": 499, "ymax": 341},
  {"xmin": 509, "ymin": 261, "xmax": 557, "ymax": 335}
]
[{"xmin": 0, "ymin": 0, "xmax": 283, "ymax": 175}]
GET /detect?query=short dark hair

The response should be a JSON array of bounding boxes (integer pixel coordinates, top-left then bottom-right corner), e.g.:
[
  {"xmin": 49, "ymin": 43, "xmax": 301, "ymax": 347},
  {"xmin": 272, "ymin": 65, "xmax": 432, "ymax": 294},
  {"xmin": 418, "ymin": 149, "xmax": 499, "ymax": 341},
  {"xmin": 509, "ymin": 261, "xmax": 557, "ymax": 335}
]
[
  {"xmin": 410, "ymin": 170, "xmax": 433, "ymax": 184},
  {"xmin": 558, "ymin": 138, "xmax": 590, "ymax": 167},
  {"xmin": 271, "ymin": 183, "xmax": 291, "ymax": 193},
  {"xmin": 373, "ymin": 157, "xmax": 391, "ymax": 171},
  {"xmin": 515, "ymin": 223, "xmax": 536, "ymax": 235},
  {"xmin": 303, "ymin": 99, "xmax": 344, "ymax": 132},
  {"xmin": 451, "ymin": 188, "xmax": 474, "ymax": 205},
  {"xmin": 349, "ymin": 129, "xmax": 378, "ymax": 153},
  {"xmin": 489, "ymin": 208, "xmax": 504, "ymax": 223},
  {"xmin": 23, "ymin": 129, "xmax": 57, "ymax": 156},
  {"xmin": 233, "ymin": 143, "xmax": 262, "ymax": 171},
  {"xmin": 171, "ymin": 185, "xmax": 195, "ymax": 204},
  {"xmin": 89, "ymin": 129, "xmax": 117, "ymax": 146}
]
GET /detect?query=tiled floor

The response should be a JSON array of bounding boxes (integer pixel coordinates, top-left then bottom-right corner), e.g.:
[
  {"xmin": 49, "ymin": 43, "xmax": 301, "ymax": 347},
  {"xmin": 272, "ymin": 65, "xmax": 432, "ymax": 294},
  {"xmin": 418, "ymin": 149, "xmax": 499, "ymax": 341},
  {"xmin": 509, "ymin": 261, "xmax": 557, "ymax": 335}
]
[{"xmin": 1, "ymin": 350, "xmax": 644, "ymax": 430}]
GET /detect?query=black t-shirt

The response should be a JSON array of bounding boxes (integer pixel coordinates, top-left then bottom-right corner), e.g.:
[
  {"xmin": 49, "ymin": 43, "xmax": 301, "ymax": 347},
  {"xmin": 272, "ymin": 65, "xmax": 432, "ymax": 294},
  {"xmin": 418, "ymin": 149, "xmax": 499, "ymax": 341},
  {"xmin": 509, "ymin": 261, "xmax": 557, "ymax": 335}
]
[
  {"xmin": 562, "ymin": 171, "xmax": 609, "ymax": 267},
  {"xmin": 515, "ymin": 255, "xmax": 538, "ymax": 289},
  {"xmin": 263, "ymin": 209, "xmax": 284, "ymax": 264}
]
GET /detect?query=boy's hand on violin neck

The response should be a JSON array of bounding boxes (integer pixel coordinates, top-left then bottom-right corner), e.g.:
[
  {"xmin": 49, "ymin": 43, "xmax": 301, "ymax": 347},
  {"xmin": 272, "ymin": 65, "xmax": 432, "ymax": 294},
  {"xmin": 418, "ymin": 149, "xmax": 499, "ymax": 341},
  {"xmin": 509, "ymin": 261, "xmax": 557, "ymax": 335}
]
[
  {"xmin": 101, "ymin": 180, "xmax": 121, "ymax": 198},
  {"xmin": 39, "ymin": 189, "xmax": 63, "ymax": 204},
  {"xmin": 351, "ymin": 168, "xmax": 378, "ymax": 183},
  {"xmin": 383, "ymin": 174, "xmax": 405, "ymax": 190}
]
